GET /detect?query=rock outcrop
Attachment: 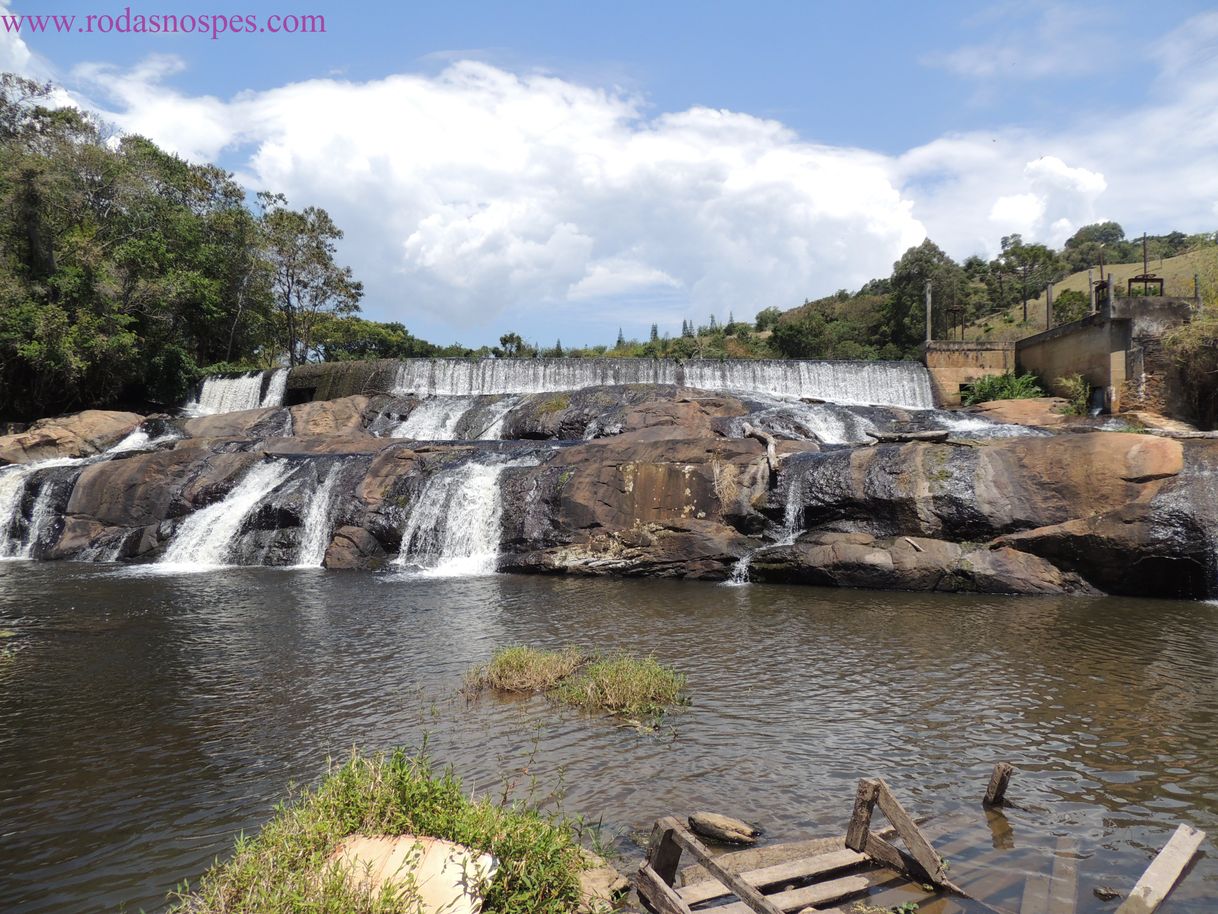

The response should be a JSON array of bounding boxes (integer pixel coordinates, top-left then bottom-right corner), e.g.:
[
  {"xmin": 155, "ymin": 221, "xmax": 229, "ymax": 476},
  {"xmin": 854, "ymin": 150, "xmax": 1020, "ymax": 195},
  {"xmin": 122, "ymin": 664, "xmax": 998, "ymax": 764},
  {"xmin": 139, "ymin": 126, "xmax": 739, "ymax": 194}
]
[
  {"xmin": 6, "ymin": 387, "xmax": 1218, "ymax": 599},
  {"xmin": 0, "ymin": 410, "xmax": 143, "ymax": 465}
]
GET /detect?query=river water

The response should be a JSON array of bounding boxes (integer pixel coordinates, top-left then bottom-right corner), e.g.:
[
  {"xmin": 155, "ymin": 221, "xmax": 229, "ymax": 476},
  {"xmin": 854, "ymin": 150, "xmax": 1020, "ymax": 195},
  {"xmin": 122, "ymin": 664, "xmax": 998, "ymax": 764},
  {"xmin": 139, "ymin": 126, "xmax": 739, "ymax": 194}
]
[{"xmin": 0, "ymin": 562, "xmax": 1215, "ymax": 913}]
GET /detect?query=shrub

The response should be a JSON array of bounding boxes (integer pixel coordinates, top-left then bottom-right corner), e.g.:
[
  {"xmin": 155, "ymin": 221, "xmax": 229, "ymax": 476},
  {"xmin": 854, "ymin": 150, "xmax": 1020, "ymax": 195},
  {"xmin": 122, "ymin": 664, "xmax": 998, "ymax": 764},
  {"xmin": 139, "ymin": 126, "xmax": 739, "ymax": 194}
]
[
  {"xmin": 960, "ymin": 372, "xmax": 1045, "ymax": 406},
  {"xmin": 1054, "ymin": 374, "xmax": 1091, "ymax": 416},
  {"xmin": 554, "ymin": 654, "xmax": 689, "ymax": 723},
  {"xmin": 169, "ymin": 750, "xmax": 589, "ymax": 914},
  {"xmin": 466, "ymin": 646, "xmax": 585, "ymax": 694}
]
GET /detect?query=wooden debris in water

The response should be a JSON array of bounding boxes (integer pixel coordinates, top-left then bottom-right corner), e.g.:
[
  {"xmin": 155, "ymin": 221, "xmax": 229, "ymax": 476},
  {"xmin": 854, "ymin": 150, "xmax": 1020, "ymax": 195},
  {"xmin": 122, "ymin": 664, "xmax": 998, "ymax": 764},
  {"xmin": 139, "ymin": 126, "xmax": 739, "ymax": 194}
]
[
  {"xmin": 1115, "ymin": 824, "xmax": 1206, "ymax": 914},
  {"xmin": 984, "ymin": 762, "xmax": 1015, "ymax": 807}
]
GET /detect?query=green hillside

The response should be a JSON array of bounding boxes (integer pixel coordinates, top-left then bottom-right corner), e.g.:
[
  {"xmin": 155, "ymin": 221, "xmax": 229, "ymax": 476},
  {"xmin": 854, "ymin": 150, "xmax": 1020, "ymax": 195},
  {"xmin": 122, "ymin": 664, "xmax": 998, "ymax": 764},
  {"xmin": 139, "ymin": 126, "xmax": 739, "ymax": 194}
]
[{"xmin": 966, "ymin": 246, "xmax": 1218, "ymax": 341}]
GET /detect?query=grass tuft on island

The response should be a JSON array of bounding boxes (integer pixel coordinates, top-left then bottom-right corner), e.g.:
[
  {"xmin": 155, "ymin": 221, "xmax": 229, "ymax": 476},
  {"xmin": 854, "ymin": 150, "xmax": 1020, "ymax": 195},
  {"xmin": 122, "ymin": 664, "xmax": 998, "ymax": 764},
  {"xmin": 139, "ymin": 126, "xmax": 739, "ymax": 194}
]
[
  {"xmin": 467, "ymin": 645, "xmax": 689, "ymax": 725},
  {"xmin": 168, "ymin": 749, "xmax": 590, "ymax": 914}
]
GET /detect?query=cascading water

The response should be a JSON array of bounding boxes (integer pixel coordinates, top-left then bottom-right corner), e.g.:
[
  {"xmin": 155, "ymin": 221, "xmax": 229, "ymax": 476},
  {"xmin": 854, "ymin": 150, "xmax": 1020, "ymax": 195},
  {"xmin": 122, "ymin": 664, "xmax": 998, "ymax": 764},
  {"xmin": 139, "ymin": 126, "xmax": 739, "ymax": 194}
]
[
  {"xmin": 260, "ymin": 368, "xmax": 289, "ymax": 409},
  {"xmin": 0, "ymin": 465, "xmax": 33, "ymax": 558},
  {"xmin": 724, "ymin": 454, "xmax": 815, "ymax": 586},
  {"xmin": 159, "ymin": 460, "xmax": 296, "ymax": 569},
  {"xmin": 0, "ymin": 458, "xmax": 89, "ymax": 559},
  {"xmin": 391, "ymin": 358, "xmax": 933, "ymax": 409},
  {"xmin": 293, "ymin": 466, "xmax": 343, "ymax": 567},
  {"xmin": 395, "ymin": 457, "xmax": 533, "ymax": 576},
  {"xmin": 394, "ymin": 396, "xmax": 475, "ymax": 439},
  {"xmin": 185, "ymin": 369, "xmax": 287, "ymax": 415}
]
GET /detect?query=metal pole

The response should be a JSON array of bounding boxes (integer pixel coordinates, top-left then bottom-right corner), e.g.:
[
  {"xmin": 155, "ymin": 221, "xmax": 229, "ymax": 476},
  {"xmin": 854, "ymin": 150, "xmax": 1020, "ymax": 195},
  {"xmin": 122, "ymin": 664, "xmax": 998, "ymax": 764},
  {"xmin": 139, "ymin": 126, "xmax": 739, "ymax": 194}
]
[
  {"xmin": 1046, "ymin": 282, "xmax": 1054, "ymax": 330},
  {"xmin": 1089, "ymin": 269, "xmax": 1096, "ymax": 313},
  {"xmin": 925, "ymin": 280, "xmax": 933, "ymax": 343}
]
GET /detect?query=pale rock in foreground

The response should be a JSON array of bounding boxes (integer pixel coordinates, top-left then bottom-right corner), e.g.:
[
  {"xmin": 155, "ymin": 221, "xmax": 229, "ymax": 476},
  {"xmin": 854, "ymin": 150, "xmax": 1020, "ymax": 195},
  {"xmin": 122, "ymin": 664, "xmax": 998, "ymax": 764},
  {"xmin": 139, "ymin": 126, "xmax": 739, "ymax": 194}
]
[{"xmin": 326, "ymin": 833, "xmax": 497, "ymax": 914}]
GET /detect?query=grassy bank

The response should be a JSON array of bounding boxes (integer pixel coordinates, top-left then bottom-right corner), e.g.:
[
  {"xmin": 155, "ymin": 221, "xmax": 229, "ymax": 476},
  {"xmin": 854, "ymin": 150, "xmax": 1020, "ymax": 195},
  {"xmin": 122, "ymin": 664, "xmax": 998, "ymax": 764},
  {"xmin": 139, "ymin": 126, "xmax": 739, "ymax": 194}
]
[
  {"xmin": 467, "ymin": 646, "xmax": 689, "ymax": 726},
  {"xmin": 169, "ymin": 750, "xmax": 590, "ymax": 914}
]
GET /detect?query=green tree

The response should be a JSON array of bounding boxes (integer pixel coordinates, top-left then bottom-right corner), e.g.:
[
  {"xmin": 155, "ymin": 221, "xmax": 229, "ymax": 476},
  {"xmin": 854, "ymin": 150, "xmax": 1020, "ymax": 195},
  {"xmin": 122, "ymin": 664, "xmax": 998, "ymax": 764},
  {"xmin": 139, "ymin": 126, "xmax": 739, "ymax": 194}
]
[
  {"xmin": 882, "ymin": 239, "xmax": 968, "ymax": 353},
  {"xmin": 498, "ymin": 331, "xmax": 524, "ymax": 356},
  {"xmin": 258, "ymin": 192, "xmax": 363, "ymax": 366},
  {"xmin": 995, "ymin": 234, "xmax": 1058, "ymax": 323},
  {"xmin": 754, "ymin": 307, "xmax": 782, "ymax": 332}
]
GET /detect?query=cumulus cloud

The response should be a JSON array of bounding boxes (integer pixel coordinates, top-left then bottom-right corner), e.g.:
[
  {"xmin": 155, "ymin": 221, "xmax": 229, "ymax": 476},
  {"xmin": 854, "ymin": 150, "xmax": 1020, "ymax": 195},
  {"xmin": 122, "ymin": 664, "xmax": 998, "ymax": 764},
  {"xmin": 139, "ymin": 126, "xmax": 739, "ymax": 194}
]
[
  {"xmin": 71, "ymin": 59, "xmax": 927, "ymax": 340},
  {"xmin": 14, "ymin": 6, "xmax": 1218, "ymax": 343}
]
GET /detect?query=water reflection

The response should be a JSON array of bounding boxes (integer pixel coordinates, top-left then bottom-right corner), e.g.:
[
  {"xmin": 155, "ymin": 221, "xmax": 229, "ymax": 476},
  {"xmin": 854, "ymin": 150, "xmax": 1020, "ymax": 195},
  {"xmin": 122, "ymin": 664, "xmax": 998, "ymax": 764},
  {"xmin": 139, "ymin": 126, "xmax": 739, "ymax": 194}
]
[{"xmin": 0, "ymin": 563, "xmax": 1214, "ymax": 913}]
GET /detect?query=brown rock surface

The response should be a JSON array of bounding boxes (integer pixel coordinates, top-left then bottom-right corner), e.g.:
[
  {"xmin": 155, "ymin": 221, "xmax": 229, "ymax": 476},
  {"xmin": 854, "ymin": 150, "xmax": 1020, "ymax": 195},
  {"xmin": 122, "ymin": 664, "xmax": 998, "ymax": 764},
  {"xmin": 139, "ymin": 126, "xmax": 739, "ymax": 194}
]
[{"xmin": 0, "ymin": 410, "xmax": 143, "ymax": 464}]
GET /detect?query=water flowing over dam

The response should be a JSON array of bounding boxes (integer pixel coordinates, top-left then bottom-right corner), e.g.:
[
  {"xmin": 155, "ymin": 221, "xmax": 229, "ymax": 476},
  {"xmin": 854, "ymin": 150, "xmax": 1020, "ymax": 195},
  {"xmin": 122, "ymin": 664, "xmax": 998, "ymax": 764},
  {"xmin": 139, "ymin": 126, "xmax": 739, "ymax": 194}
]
[
  {"xmin": 389, "ymin": 358, "xmax": 934, "ymax": 408},
  {"xmin": 185, "ymin": 368, "xmax": 288, "ymax": 415}
]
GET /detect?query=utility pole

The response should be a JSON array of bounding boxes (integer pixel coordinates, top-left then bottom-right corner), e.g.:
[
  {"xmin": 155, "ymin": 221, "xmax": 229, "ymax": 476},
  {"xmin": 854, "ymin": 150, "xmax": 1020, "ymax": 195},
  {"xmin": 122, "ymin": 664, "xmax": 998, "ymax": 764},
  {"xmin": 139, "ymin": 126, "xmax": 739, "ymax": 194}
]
[
  {"xmin": 925, "ymin": 280, "xmax": 933, "ymax": 343},
  {"xmin": 1046, "ymin": 282, "xmax": 1054, "ymax": 330},
  {"xmin": 1088, "ymin": 269, "xmax": 1096, "ymax": 314}
]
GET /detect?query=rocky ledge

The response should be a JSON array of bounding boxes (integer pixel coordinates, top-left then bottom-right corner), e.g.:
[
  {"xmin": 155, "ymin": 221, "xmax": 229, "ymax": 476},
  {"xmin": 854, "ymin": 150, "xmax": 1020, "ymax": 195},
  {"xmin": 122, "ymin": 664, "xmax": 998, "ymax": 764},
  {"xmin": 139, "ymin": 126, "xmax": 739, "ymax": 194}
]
[{"xmin": 2, "ymin": 386, "xmax": 1216, "ymax": 599}]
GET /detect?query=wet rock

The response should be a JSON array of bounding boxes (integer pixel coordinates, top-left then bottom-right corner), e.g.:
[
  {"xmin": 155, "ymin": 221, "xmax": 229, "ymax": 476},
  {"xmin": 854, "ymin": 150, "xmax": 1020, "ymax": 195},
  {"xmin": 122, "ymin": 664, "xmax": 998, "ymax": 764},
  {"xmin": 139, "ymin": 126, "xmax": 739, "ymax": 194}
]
[
  {"xmin": 0, "ymin": 410, "xmax": 143, "ymax": 465},
  {"xmin": 965, "ymin": 397, "xmax": 1075, "ymax": 428},
  {"xmin": 577, "ymin": 850, "xmax": 630, "ymax": 912},
  {"xmin": 324, "ymin": 525, "xmax": 388, "ymax": 570},
  {"xmin": 688, "ymin": 812, "xmax": 760, "ymax": 845}
]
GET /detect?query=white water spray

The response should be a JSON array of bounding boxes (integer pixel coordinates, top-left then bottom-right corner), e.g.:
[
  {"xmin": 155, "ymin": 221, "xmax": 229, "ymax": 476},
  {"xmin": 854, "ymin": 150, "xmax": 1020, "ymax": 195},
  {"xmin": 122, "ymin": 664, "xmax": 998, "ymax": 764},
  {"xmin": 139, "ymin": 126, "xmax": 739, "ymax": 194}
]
[
  {"xmin": 395, "ymin": 457, "xmax": 532, "ymax": 576},
  {"xmin": 159, "ymin": 460, "xmax": 295, "ymax": 569},
  {"xmin": 294, "ymin": 466, "xmax": 342, "ymax": 567}
]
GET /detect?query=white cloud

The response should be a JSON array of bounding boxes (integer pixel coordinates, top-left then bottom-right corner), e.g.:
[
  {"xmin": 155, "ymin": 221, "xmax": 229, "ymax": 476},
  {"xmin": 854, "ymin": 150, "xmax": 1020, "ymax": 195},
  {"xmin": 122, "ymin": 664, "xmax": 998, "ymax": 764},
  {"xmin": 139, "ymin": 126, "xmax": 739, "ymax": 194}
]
[
  {"xmin": 19, "ymin": 7, "xmax": 1218, "ymax": 342},
  {"xmin": 0, "ymin": 0, "xmax": 51, "ymax": 80},
  {"xmin": 73, "ymin": 59, "xmax": 927, "ymax": 339}
]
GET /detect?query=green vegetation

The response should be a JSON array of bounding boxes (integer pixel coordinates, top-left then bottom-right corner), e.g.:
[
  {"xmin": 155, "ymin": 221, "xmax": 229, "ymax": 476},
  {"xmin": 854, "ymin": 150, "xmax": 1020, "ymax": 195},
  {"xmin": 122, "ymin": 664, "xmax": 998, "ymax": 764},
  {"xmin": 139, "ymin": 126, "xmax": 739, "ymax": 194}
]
[
  {"xmin": 1163, "ymin": 263, "xmax": 1218, "ymax": 427},
  {"xmin": 536, "ymin": 394, "xmax": 572, "ymax": 415},
  {"xmin": 467, "ymin": 645, "xmax": 585, "ymax": 693},
  {"xmin": 960, "ymin": 372, "xmax": 1045, "ymax": 406},
  {"xmin": 554, "ymin": 654, "xmax": 689, "ymax": 722},
  {"xmin": 1054, "ymin": 374, "xmax": 1091, "ymax": 416},
  {"xmin": 0, "ymin": 74, "xmax": 450, "ymax": 420},
  {"xmin": 467, "ymin": 645, "xmax": 688, "ymax": 726},
  {"xmin": 169, "ymin": 749, "xmax": 591, "ymax": 914}
]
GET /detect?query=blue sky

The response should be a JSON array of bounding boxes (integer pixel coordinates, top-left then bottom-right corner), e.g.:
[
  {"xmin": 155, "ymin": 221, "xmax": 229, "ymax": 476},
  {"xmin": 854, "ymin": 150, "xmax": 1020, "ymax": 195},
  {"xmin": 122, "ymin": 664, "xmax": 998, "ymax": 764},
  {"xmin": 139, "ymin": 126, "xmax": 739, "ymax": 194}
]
[{"xmin": 4, "ymin": 1, "xmax": 1218, "ymax": 347}]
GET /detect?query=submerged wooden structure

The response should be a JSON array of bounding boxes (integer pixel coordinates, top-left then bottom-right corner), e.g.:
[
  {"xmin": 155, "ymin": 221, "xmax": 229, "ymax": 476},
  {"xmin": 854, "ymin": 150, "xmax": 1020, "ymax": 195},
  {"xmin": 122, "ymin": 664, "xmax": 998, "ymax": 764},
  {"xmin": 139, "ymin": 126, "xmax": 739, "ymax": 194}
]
[{"xmin": 636, "ymin": 766, "xmax": 1206, "ymax": 914}]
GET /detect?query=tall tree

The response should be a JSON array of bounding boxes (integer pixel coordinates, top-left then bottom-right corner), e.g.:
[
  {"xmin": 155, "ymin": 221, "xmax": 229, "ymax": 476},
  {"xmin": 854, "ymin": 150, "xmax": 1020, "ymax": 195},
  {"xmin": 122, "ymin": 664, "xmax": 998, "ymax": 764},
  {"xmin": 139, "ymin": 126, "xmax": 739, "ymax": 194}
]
[
  {"xmin": 882, "ymin": 239, "xmax": 968, "ymax": 352},
  {"xmin": 258, "ymin": 192, "xmax": 363, "ymax": 367},
  {"xmin": 996, "ymin": 234, "xmax": 1058, "ymax": 323}
]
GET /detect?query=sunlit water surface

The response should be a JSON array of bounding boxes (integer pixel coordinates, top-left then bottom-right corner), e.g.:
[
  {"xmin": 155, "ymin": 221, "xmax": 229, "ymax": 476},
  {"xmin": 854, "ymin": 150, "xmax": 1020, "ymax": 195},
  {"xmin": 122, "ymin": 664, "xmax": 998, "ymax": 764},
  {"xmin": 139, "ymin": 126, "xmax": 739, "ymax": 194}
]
[{"xmin": 0, "ymin": 563, "xmax": 1215, "ymax": 913}]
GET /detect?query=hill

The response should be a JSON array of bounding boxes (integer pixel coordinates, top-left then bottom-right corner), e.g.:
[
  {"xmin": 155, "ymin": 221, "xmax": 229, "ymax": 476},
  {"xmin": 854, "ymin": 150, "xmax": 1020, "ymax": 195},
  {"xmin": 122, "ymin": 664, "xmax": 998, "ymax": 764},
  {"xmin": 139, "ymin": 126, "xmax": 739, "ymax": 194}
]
[{"xmin": 966, "ymin": 246, "xmax": 1218, "ymax": 341}]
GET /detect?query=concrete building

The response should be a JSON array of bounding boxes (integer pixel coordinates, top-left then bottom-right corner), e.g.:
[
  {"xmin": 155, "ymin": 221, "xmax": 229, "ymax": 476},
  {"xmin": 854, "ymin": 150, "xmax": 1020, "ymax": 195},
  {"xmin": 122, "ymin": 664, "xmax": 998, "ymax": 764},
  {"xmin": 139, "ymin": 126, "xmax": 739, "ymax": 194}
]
[{"xmin": 924, "ymin": 295, "xmax": 1196, "ymax": 415}]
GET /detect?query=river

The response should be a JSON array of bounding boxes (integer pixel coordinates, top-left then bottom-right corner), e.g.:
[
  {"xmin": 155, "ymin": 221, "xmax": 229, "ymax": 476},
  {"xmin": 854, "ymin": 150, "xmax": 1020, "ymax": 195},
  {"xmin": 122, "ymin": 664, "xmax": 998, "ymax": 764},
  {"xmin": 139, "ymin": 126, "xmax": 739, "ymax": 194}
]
[{"xmin": 0, "ymin": 563, "xmax": 1215, "ymax": 913}]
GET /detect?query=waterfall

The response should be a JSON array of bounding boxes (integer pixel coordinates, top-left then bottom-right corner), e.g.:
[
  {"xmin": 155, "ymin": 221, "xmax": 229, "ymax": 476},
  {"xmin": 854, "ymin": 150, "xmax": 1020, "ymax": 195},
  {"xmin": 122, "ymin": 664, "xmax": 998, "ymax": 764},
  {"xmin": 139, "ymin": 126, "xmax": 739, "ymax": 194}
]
[
  {"xmin": 395, "ymin": 457, "xmax": 530, "ymax": 576},
  {"xmin": 395, "ymin": 396, "xmax": 475, "ymax": 439},
  {"xmin": 0, "ymin": 465, "xmax": 32, "ymax": 558},
  {"xmin": 293, "ymin": 466, "xmax": 342, "ymax": 567},
  {"xmin": 0, "ymin": 459, "xmax": 87, "ymax": 559},
  {"xmin": 723, "ymin": 456, "xmax": 814, "ymax": 586},
  {"xmin": 391, "ymin": 358, "xmax": 933, "ymax": 409},
  {"xmin": 159, "ymin": 459, "xmax": 296, "ymax": 569},
  {"xmin": 185, "ymin": 369, "xmax": 285, "ymax": 415},
  {"xmin": 260, "ymin": 368, "xmax": 289, "ymax": 409}
]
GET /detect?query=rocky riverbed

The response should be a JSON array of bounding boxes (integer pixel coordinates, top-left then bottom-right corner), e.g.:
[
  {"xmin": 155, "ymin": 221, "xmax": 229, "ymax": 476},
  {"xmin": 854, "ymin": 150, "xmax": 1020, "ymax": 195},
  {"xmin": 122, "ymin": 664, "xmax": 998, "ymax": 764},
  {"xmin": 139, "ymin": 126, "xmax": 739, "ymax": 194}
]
[{"xmin": 1, "ymin": 386, "xmax": 1214, "ymax": 599}]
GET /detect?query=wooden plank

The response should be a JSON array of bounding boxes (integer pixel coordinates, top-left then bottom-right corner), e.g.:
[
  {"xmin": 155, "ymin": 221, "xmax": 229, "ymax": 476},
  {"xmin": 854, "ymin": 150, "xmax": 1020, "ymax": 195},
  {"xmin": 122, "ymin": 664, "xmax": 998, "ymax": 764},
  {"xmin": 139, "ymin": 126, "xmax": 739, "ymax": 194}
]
[
  {"xmin": 1019, "ymin": 873, "xmax": 1051, "ymax": 914},
  {"xmin": 678, "ymin": 848, "xmax": 866, "ymax": 906},
  {"xmin": 875, "ymin": 779, "xmax": 947, "ymax": 884},
  {"xmin": 1047, "ymin": 837, "xmax": 1078, "ymax": 914},
  {"xmin": 647, "ymin": 818, "xmax": 684, "ymax": 886},
  {"xmin": 1116, "ymin": 824, "xmax": 1206, "ymax": 914},
  {"xmin": 712, "ymin": 868, "xmax": 901, "ymax": 914},
  {"xmin": 984, "ymin": 762, "xmax": 1015, "ymax": 807},
  {"xmin": 845, "ymin": 779, "xmax": 880, "ymax": 852},
  {"xmin": 666, "ymin": 820, "xmax": 785, "ymax": 914},
  {"xmin": 638, "ymin": 863, "xmax": 696, "ymax": 914}
]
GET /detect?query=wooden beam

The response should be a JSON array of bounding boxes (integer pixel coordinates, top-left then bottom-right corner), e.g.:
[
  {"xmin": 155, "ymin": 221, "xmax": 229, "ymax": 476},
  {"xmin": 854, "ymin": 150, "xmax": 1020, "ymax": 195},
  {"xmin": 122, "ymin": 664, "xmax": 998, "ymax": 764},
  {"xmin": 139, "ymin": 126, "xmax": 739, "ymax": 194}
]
[
  {"xmin": 845, "ymin": 779, "xmax": 880, "ymax": 852},
  {"xmin": 637, "ymin": 863, "xmax": 696, "ymax": 914},
  {"xmin": 678, "ymin": 848, "xmax": 866, "ymax": 906},
  {"xmin": 666, "ymin": 819, "xmax": 785, "ymax": 914},
  {"xmin": 1115, "ymin": 824, "xmax": 1206, "ymax": 914},
  {"xmin": 646, "ymin": 818, "xmax": 684, "ymax": 886},
  {"xmin": 1019, "ymin": 873, "xmax": 1051, "ymax": 914},
  {"xmin": 984, "ymin": 763, "xmax": 1014, "ymax": 807},
  {"xmin": 1047, "ymin": 837, "xmax": 1078, "ymax": 914},
  {"xmin": 712, "ymin": 868, "xmax": 900, "ymax": 914},
  {"xmin": 875, "ymin": 779, "xmax": 947, "ymax": 884}
]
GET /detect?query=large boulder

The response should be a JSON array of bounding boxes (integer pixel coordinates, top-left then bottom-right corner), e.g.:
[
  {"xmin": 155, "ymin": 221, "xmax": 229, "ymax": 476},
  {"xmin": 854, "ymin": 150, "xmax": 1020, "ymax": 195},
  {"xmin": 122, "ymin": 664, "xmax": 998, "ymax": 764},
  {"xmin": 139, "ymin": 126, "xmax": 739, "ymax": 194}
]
[
  {"xmin": 0, "ymin": 410, "xmax": 143, "ymax": 465},
  {"xmin": 502, "ymin": 385, "xmax": 747, "ymax": 440}
]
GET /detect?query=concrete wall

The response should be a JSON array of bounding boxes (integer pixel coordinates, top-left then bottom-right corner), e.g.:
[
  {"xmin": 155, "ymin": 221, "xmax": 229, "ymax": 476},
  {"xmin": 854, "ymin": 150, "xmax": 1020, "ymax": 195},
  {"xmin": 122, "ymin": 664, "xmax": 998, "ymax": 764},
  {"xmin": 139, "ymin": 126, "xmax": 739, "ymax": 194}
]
[
  {"xmin": 1015, "ymin": 314, "xmax": 1131, "ymax": 411},
  {"xmin": 923, "ymin": 341, "xmax": 1017, "ymax": 407}
]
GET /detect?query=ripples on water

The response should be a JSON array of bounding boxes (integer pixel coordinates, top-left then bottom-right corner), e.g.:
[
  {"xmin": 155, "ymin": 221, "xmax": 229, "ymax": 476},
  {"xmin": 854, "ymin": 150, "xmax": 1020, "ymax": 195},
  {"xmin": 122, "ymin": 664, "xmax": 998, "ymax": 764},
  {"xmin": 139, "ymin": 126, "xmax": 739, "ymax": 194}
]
[{"xmin": 0, "ymin": 563, "xmax": 1215, "ymax": 913}]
